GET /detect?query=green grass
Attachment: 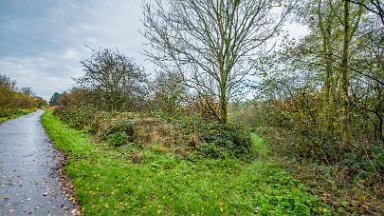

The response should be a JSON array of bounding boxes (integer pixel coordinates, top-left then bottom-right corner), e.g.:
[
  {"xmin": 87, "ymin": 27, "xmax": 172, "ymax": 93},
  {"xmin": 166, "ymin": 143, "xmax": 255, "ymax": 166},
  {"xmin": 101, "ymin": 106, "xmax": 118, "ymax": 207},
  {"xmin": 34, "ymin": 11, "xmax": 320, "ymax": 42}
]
[
  {"xmin": 0, "ymin": 109, "xmax": 37, "ymax": 123},
  {"xmin": 41, "ymin": 110, "xmax": 330, "ymax": 215}
]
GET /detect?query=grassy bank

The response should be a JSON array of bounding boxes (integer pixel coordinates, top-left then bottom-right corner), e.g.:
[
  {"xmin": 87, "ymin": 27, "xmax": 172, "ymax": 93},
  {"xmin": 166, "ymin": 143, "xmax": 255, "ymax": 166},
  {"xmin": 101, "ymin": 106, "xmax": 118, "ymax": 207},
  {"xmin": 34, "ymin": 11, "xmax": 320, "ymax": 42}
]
[
  {"xmin": 41, "ymin": 110, "xmax": 329, "ymax": 215},
  {"xmin": 0, "ymin": 109, "xmax": 37, "ymax": 123}
]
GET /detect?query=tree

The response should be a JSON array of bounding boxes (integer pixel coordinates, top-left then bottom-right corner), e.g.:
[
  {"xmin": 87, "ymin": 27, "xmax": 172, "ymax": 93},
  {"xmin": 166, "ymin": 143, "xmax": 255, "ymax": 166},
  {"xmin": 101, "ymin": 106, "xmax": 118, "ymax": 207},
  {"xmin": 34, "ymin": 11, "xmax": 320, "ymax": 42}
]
[
  {"xmin": 76, "ymin": 48, "xmax": 148, "ymax": 112},
  {"xmin": 9, "ymin": 92, "xmax": 37, "ymax": 109},
  {"xmin": 0, "ymin": 75, "xmax": 16, "ymax": 109},
  {"xmin": 0, "ymin": 74, "xmax": 45, "ymax": 116},
  {"xmin": 339, "ymin": 0, "xmax": 363, "ymax": 147},
  {"xmin": 33, "ymin": 96, "xmax": 48, "ymax": 108},
  {"xmin": 351, "ymin": 9, "xmax": 384, "ymax": 144},
  {"xmin": 0, "ymin": 74, "xmax": 16, "ymax": 91},
  {"xmin": 315, "ymin": 0, "xmax": 341, "ymax": 134},
  {"xmin": 20, "ymin": 87, "xmax": 34, "ymax": 96},
  {"xmin": 348, "ymin": 0, "xmax": 384, "ymax": 26},
  {"xmin": 49, "ymin": 92, "xmax": 62, "ymax": 106},
  {"xmin": 280, "ymin": 0, "xmax": 363, "ymax": 146},
  {"xmin": 0, "ymin": 76, "xmax": 14, "ymax": 116},
  {"xmin": 143, "ymin": 0, "xmax": 296, "ymax": 124},
  {"xmin": 340, "ymin": 0, "xmax": 352, "ymax": 147},
  {"xmin": 152, "ymin": 71, "xmax": 188, "ymax": 115}
]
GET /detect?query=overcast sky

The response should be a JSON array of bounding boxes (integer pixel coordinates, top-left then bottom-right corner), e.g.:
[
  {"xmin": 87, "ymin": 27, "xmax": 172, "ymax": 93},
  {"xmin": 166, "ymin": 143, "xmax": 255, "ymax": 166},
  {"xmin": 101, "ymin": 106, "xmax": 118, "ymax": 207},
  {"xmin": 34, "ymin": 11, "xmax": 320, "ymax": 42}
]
[
  {"xmin": 0, "ymin": 0, "xmax": 307, "ymax": 101},
  {"xmin": 0, "ymin": 0, "xmax": 146, "ymax": 100}
]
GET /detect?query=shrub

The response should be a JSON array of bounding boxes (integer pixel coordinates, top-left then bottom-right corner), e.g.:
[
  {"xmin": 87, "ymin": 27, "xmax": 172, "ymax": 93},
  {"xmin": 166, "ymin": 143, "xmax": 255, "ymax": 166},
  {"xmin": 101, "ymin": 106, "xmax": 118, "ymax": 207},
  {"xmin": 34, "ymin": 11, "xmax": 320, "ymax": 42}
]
[
  {"xmin": 101, "ymin": 116, "xmax": 136, "ymax": 147},
  {"xmin": 105, "ymin": 131, "xmax": 129, "ymax": 147},
  {"xmin": 53, "ymin": 105, "xmax": 98, "ymax": 129},
  {"xmin": 54, "ymin": 106, "xmax": 252, "ymax": 158},
  {"xmin": 198, "ymin": 122, "xmax": 252, "ymax": 158}
]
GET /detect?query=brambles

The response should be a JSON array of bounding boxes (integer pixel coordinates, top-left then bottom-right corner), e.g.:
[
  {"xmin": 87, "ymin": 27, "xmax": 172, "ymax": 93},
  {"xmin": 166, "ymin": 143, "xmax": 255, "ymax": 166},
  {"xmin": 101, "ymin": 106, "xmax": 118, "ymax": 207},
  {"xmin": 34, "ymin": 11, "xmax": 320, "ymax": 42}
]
[
  {"xmin": 198, "ymin": 122, "xmax": 252, "ymax": 158},
  {"xmin": 54, "ymin": 104, "xmax": 252, "ymax": 157}
]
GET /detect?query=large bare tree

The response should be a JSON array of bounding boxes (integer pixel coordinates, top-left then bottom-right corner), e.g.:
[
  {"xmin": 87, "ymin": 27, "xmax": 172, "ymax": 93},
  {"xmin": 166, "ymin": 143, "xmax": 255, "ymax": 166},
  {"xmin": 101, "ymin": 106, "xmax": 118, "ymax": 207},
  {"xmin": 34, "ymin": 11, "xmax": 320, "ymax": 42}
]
[{"xmin": 143, "ymin": 0, "xmax": 296, "ymax": 124}]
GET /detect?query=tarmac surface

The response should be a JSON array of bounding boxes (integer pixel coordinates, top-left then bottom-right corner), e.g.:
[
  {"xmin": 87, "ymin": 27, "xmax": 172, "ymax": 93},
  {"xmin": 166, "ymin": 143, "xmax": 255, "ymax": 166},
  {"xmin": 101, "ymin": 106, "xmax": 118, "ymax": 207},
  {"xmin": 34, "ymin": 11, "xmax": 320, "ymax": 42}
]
[{"xmin": 0, "ymin": 110, "xmax": 74, "ymax": 216}]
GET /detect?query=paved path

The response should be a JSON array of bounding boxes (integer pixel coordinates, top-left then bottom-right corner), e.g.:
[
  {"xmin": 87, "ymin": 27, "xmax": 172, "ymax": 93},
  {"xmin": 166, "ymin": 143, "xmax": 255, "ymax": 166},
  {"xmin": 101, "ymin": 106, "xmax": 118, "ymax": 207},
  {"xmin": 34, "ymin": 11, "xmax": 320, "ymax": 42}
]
[{"xmin": 0, "ymin": 110, "xmax": 74, "ymax": 215}]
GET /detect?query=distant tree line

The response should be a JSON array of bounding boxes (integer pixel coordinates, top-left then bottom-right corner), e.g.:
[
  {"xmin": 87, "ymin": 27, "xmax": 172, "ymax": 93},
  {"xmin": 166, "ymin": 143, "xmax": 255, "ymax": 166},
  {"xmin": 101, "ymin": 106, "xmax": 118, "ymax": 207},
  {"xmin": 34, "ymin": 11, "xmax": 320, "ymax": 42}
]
[{"xmin": 0, "ymin": 74, "xmax": 47, "ymax": 117}]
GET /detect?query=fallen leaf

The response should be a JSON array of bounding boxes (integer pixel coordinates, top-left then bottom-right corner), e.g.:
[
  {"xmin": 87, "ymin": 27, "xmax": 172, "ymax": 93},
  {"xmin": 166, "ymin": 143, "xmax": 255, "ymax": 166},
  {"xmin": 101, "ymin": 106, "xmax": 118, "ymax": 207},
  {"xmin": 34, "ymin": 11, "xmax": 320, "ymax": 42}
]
[{"xmin": 69, "ymin": 197, "xmax": 76, "ymax": 203}]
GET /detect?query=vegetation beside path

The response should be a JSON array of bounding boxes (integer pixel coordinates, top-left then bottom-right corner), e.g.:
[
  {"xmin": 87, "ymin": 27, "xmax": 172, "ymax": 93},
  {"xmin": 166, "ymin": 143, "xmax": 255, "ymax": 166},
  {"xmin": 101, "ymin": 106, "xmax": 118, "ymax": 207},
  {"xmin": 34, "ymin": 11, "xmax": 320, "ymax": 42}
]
[
  {"xmin": 0, "ymin": 74, "xmax": 47, "ymax": 122},
  {"xmin": 0, "ymin": 109, "xmax": 37, "ymax": 123},
  {"xmin": 41, "ymin": 110, "xmax": 329, "ymax": 215}
]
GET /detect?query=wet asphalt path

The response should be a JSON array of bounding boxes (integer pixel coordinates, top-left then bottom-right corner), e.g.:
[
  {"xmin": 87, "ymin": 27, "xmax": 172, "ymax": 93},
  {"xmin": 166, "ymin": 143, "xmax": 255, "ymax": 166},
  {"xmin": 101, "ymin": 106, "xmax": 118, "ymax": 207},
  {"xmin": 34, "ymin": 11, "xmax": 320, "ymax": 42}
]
[{"xmin": 0, "ymin": 110, "xmax": 74, "ymax": 215}]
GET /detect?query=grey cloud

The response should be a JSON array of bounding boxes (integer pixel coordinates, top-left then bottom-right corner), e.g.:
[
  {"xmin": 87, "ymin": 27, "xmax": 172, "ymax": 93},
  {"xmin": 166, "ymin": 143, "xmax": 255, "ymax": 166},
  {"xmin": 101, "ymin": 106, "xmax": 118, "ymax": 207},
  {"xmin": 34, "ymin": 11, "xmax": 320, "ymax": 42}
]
[
  {"xmin": 0, "ymin": 0, "xmax": 306, "ymax": 101},
  {"xmin": 0, "ymin": 0, "xmax": 148, "ymax": 100}
]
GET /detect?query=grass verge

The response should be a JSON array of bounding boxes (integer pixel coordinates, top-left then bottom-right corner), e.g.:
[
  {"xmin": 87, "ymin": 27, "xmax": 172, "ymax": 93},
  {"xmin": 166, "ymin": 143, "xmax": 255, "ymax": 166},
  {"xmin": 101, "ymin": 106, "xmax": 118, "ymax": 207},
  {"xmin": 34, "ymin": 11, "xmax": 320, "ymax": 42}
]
[
  {"xmin": 0, "ymin": 109, "xmax": 37, "ymax": 123},
  {"xmin": 41, "ymin": 110, "xmax": 330, "ymax": 215}
]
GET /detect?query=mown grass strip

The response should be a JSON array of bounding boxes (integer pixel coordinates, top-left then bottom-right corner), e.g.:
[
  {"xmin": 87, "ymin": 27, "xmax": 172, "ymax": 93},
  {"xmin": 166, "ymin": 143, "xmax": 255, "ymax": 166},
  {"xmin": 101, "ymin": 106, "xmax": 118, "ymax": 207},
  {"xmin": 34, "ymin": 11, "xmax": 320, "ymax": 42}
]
[{"xmin": 41, "ymin": 110, "xmax": 329, "ymax": 215}]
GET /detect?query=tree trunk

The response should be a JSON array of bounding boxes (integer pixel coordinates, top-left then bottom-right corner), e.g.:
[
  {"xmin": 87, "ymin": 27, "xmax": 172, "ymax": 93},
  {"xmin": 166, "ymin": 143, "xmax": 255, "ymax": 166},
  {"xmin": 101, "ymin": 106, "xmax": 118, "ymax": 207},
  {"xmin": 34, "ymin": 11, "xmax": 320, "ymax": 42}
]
[
  {"xmin": 341, "ymin": 0, "xmax": 351, "ymax": 148},
  {"xmin": 318, "ymin": 0, "xmax": 334, "ymax": 134},
  {"xmin": 219, "ymin": 85, "xmax": 228, "ymax": 124},
  {"xmin": 322, "ymin": 36, "xmax": 335, "ymax": 134},
  {"xmin": 327, "ymin": 41, "xmax": 336, "ymax": 136},
  {"xmin": 378, "ymin": 114, "xmax": 384, "ymax": 146}
]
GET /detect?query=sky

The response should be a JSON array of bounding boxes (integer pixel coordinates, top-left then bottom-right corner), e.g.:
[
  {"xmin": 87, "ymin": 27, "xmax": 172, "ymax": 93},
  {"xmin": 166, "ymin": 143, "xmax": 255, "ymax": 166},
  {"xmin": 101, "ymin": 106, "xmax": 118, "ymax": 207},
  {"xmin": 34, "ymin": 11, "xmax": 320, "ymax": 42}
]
[
  {"xmin": 0, "ymin": 0, "xmax": 146, "ymax": 100},
  {"xmin": 0, "ymin": 0, "xmax": 307, "ymax": 101}
]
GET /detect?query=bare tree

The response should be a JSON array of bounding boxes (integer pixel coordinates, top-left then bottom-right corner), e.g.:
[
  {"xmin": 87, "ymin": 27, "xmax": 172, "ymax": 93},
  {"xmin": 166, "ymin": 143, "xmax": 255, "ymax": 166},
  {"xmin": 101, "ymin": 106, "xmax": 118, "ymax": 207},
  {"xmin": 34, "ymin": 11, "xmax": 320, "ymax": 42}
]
[
  {"xmin": 20, "ymin": 87, "xmax": 34, "ymax": 96},
  {"xmin": 76, "ymin": 48, "xmax": 148, "ymax": 112},
  {"xmin": 348, "ymin": 0, "xmax": 384, "ymax": 26},
  {"xmin": 0, "ymin": 74, "xmax": 16, "ymax": 91},
  {"xmin": 143, "ymin": 0, "xmax": 296, "ymax": 124}
]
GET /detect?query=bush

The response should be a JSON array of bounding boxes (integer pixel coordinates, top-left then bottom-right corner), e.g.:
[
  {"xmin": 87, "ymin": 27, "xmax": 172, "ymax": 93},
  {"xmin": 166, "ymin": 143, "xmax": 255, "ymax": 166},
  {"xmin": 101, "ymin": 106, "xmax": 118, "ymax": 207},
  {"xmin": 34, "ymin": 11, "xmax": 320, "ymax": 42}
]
[
  {"xmin": 53, "ymin": 105, "xmax": 98, "ymax": 129},
  {"xmin": 198, "ymin": 122, "xmax": 252, "ymax": 158},
  {"xmin": 54, "ymin": 105, "xmax": 252, "ymax": 158},
  {"xmin": 105, "ymin": 131, "xmax": 129, "ymax": 147},
  {"xmin": 101, "ymin": 116, "xmax": 136, "ymax": 147}
]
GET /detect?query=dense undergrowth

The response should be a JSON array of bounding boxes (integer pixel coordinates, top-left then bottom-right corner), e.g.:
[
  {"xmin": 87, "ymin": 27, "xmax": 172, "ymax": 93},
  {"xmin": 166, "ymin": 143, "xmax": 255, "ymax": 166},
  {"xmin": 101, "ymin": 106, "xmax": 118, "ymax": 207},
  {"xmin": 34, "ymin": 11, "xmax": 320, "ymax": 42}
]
[
  {"xmin": 234, "ymin": 103, "xmax": 384, "ymax": 215},
  {"xmin": 54, "ymin": 105, "xmax": 251, "ymax": 158},
  {"xmin": 42, "ymin": 110, "xmax": 332, "ymax": 215}
]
